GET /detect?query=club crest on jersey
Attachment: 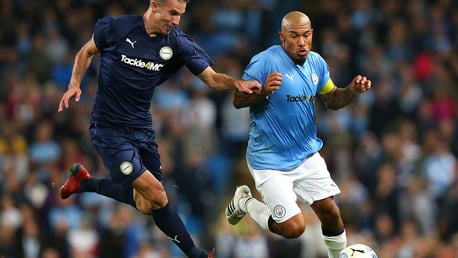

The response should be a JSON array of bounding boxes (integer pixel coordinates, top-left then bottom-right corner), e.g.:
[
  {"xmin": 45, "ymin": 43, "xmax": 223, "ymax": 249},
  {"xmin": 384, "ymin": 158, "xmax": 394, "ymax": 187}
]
[
  {"xmin": 159, "ymin": 46, "xmax": 173, "ymax": 60},
  {"xmin": 312, "ymin": 73, "xmax": 319, "ymax": 85},
  {"xmin": 120, "ymin": 161, "xmax": 133, "ymax": 175}
]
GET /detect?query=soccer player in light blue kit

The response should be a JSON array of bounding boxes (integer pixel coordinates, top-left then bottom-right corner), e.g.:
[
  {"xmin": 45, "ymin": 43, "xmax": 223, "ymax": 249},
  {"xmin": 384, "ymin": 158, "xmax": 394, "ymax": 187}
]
[
  {"xmin": 225, "ymin": 11, "xmax": 371, "ymax": 258},
  {"xmin": 57, "ymin": 0, "xmax": 261, "ymax": 258}
]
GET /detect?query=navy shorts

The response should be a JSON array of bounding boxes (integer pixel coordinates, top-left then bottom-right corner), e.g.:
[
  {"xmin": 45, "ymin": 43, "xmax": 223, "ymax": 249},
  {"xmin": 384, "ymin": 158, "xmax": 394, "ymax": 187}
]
[{"xmin": 89, "ymin": 123, "xmax": 162, "ymax": 184}]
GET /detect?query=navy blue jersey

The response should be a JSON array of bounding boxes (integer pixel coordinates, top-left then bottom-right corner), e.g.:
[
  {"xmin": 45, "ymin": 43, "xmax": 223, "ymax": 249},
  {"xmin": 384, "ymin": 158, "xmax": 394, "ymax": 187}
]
[{"xmin": 92, "ymin": 15, "xmax": 214, "ymax": 128}]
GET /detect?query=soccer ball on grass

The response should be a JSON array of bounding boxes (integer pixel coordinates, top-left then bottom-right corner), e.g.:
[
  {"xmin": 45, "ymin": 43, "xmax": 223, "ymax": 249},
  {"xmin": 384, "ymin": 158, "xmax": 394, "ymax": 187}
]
[{"xmin": 339, "ymin": 244, "xmax": 378, "ymax": 258}]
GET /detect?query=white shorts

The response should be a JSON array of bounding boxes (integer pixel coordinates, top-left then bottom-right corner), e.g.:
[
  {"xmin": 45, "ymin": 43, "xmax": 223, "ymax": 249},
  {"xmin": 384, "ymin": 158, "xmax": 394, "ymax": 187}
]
[{"xmin": 247, "ymin": 152, "xmax": 341, "ymax": 223}]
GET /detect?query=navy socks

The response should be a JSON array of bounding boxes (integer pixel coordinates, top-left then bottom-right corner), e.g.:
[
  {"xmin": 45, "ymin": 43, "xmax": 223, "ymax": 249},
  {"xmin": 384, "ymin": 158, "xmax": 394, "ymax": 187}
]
[
  {"xmin": 80, "ymin": 179, "xmax": 207, "ymax": 258},
  {"xmin": 151, "ymin": 203, "xmax": 207, "ymax": 258},
  {"xmin": 80, "ymin": 178, "xmax": 136, "ymax": 208}
]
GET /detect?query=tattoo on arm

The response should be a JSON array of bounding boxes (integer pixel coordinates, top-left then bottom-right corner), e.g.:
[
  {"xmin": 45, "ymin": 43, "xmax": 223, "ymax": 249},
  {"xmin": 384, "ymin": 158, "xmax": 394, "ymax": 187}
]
[{"xmin": 319, "ymin": 87, "xmax": 358, "ymax": 110}]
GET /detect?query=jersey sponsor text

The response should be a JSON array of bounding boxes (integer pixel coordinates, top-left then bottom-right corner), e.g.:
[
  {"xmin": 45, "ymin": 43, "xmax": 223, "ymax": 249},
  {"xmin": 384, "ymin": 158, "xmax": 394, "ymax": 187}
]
[
  {"xmin": 121, "ymin": 54, "xmax": 164, "ymax": 71},
  {"xmin": 286, "ymin": 94, "xmax": 316, "ymax": 102}
]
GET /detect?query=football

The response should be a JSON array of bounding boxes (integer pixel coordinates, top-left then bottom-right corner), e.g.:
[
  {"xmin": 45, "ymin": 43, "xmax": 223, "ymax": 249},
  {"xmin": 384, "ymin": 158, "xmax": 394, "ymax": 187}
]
[{"xmin": 339, "ymin": 244, "xmax": 378, "ymax": 258}]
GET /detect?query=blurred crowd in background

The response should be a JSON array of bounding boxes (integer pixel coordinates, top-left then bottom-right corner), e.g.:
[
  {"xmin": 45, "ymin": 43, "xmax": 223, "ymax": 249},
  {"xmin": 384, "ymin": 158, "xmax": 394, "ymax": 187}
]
[{"xmin": 1, "ymin": 0, "xmax": 458, "ymax": 257}]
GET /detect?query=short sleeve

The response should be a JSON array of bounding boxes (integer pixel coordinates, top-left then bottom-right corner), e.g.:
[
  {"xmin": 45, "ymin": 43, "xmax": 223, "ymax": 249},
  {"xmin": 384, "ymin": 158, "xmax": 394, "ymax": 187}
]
[
  {"xmin": 176, "ymin": 33, "xmax": 214, "ymax": 75},
  {"xmin": 93, "ymin": 16, "xmax": 113, "ymax": 50},
  {"xmin": 242, "ymin": 53, "xmax": 270, "ymax": 85},
  {"xmin": 313, "ymin": 53, "xmax": 332, "ymax": 93}
]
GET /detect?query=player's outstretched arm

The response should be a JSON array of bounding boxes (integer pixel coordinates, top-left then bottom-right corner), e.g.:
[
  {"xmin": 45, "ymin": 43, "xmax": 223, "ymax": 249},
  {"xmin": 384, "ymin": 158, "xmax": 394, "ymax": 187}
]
[
  {"xmin": 319, "ymin": 75, "xmax": 371, "ymax": 110},
  {"xmin": 232, "ymin": 72, "xmax": 282, "ymax": 109},
  {"xmin": 197, "ymin": 67, "xmax": 262, "ymax": 94},
  {"xmin": 58, "ymin": 36, "xmax": 99, "ymax": 112}
]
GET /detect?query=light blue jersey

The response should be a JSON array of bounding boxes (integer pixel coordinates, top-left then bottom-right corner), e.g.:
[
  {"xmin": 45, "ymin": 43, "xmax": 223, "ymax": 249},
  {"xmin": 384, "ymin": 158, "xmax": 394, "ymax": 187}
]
[{"xmin": 242, "ymin": 45, "xmax": 333, "ymax": 170}]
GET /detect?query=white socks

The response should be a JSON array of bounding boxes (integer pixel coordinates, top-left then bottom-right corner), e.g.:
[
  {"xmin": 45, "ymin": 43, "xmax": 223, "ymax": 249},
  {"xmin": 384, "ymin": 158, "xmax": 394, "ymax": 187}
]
[
  {"xmin": 239, "ymin": 197, "xmax": 271, "ymax": 231},
  {"xmin": 239, "ymin": 196, "xmax": 346, "ymax": 258},
  {"xmin": 323, "ymin": 230, "xmax": 347, "ymax": 258}
]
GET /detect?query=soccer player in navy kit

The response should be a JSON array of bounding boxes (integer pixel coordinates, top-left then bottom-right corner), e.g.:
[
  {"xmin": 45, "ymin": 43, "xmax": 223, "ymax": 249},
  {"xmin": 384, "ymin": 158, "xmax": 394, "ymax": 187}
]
[
  {"xmin": 57, "ymin": 0, "xmax": 261, "ymax": 257},
  {"xmin": 225, "ymin": 11, "xmax": 371, "ymax": 258}
]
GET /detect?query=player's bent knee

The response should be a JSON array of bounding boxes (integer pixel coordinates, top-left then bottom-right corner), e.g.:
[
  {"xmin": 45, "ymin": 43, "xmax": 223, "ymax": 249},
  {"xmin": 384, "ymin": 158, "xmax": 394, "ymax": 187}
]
[
  {"xmin": 137, "ymin": 205, "xmax": 152, "ymax": 215},
  {"xmin": 282, "ymin": 225, "xmax": 305, "ymax": 239},
  {"xmin": 133, "ymin": 176, "xmax": 168, "ymax": 208},
  {"xmin": 133, "ymin": 188, "xmax": 167, "ymax": 214},
  {"xmin": 149, "ymin": 188, "xmax": 167, "ymax": 203},
  {"xmin": 278, "ymin": 217, "xmax": 306, "ymax": 239},
  {"xmin": 134, "ymin": 193, "xmax": 153, "ymax": 215}
]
